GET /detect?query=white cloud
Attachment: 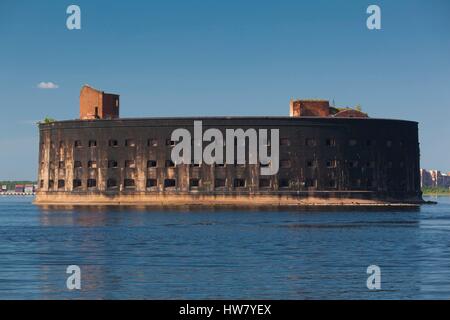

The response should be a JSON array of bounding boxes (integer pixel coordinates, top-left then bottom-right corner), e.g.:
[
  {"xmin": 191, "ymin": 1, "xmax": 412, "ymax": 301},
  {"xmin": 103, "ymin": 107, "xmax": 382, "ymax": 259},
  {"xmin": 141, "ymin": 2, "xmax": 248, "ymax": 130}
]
[{"xmin": 37, "ymin": 82, "xmax": 59, "ymax": 89}]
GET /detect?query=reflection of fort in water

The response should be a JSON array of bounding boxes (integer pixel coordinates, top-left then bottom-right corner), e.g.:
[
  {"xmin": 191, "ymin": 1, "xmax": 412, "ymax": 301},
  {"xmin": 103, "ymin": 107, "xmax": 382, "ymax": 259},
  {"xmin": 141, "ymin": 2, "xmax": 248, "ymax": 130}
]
[
  {"xmin": 35, "ymin": 204, "xmax": 425, "ymax": 299},
  {"xmin": 36, "ymin": 85, "xmax": 423, "ymax": 206}
]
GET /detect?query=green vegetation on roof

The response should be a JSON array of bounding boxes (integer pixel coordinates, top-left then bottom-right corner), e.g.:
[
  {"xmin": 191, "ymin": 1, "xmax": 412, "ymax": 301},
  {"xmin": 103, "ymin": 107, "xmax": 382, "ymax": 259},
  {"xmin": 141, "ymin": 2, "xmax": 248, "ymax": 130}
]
[{"xmin": 38, "ymin": 117, "xmax": 56, "ymax": 124}]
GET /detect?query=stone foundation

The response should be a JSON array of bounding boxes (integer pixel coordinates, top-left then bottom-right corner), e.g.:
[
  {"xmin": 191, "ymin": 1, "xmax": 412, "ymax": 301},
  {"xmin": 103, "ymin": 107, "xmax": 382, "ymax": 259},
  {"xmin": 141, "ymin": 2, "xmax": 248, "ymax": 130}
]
[{"xmin": 34, "ymin": 191, "xmax": 424, "ymax": 207}]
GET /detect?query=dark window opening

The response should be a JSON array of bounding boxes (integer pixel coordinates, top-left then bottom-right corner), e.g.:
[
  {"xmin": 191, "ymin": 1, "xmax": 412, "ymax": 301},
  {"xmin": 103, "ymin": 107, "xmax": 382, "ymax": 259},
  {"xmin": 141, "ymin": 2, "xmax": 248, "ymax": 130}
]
[
  {"xmin": 89, "ymin": 140, "xmax": 97, "ymax": 147},
  {"xmin": 58, "ymin": 161, "xmax": 65, "ymax": 169},
  {"xmin": 109, "ymin": 139, "xmax": 118, "ymax": 147},
  {"xmin": 147, "ymin": 160, "xmax": 157, "ymax": 168},
  {"xmin": 190, "ymin": 179, "xmax": 200, "ymax": 188},
  {"xmin": 88, "ymin": 160, "xmax": 97, "ymax": 169},
  {"xmin": 125, "ymin": 139, "xmax": 135, "ymax": 147},
  {"xmin": 306, "ymin": 160, "xmax": 317, "ymax": 168},
  {"xmin": 107, "ymin": 179, "xmax": 117, "ymax": 189},
  {"xmin": 305, "ymin": 179, "xmax": 316, "ymax": 188},
  {"xmin": 73, "ymin": 179, "xmax": 82, "ymax": 189},
  {"xmin": 326, "ymin": 138, "xmax": 336, "ymax": 147},
  {"xmin": 166, "ymin": 139, "xmax": 175, "ymax": 146},
  {"xmin": 366, "ymin": 161, "xmax": 375, "ymax": 168},
  {"xmin": 326, "ymin": 159, "xmax": 337, "ymax": 168},
  {"xmin": 39, "ymin": 180, "xmax": 44, "ymax": 188},
  {"xmin": 48, "ymin": 180, "xmax": 54, "ymax": 189},
  {"xmin": 74, "ymin": 161, "xmax": 82, "ymax": 168},
  {"xmin": 234, "ymin": 179, "xmax": 246, "ymax": 188},
  {"xmin": 165, "ymin": 160, "xmax": 175, "ymax": 167},
  {"xmin": 164, "ymin": 179, "xmax": 176, "ymax": 188},
  {"xmin": 259, "ymin": 179, "xmax": 271, "ymax": 188},
  {"xmin": 348, "ymin": 160, "xmax": 358, "ymax": 168},
  {"xmin": 87, "ymin": 179, "xmax": 97, "ymax": 188},
  {"xmin": 124, "ymin": 179, "xmax": 135, "ymax": 188},
  {"xmin": 58, "ymin": 180, "xmax": 65, "ymax": 189},
  {"xmin": 148, "ymin": 139, "xmax": 158, "ymax": 147},
  {"xmin": 146, "ymin": 179, "xmax": 157, "ymax": 188},
  {"xmin": 279, "ymin": 179, "xmax": 290, "ymax": 188},
  {"xmin": 74, "ymin": 140, "xmax": 82, "ymax": 148},
  {"xmin": 108, "ymin": 160, "xmax": 118, "ymax": 168},
  {"xmin": 215, "ymin": 179, "xmax": 226, "ymax": 188}
]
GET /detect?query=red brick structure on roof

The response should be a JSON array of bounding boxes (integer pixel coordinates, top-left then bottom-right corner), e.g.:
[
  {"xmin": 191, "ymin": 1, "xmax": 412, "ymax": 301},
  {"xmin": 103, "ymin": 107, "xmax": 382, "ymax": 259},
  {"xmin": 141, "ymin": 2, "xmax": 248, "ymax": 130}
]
[
  {"xmin": 80, "ymin": 85, "xmax": 120, "ymax": 120},
  {"xmin": 289, "ymin": 100, "xmax": 330, "ymax": 117},
  {"xmin": 333, "ymin": 109, "xmax": 368, "ymax": 118}
]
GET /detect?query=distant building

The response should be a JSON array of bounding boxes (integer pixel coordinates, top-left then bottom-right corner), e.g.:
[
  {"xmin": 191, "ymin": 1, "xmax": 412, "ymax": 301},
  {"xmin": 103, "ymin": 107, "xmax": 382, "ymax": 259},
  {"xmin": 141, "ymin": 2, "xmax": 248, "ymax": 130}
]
[
  {"xmin": 1, "ymin": 185, "xmax": 7, "ymax": 192},
  {"xmin": 24, "ymin": 184, "xmax": 34, "ymax": 193},
  {"xmin": 15, "ymin": 184, "xmax": 24, "ymax": 193},
  {"xmin": 420, "ymin": 169, "xmax": 450, "ymax": 188},
  {"xmin": 420, "ymin": 169, "xmax": 433, "ymax": 187}
]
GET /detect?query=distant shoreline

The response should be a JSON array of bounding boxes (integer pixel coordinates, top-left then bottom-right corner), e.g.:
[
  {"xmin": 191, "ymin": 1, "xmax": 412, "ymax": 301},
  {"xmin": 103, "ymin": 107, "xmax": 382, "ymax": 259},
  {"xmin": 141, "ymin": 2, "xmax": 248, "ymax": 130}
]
[
  {"xmin": 422, "ymin": 187, "xmax": 450, "ymax": 196},
  {"xmin": 0, "ymin": 192, "xmax": 35, "ymax": 196},
  {"xmin": 423, "ymin": 192, "xmax": 450, "ymax": 196}
]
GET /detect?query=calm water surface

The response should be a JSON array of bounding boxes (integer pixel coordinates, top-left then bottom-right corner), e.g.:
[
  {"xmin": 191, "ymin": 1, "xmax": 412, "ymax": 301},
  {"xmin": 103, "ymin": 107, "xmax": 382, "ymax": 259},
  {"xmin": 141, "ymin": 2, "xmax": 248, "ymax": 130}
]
[{"xmin": 0, "ymin": 196, "xmax": 449, "ymax": 299}]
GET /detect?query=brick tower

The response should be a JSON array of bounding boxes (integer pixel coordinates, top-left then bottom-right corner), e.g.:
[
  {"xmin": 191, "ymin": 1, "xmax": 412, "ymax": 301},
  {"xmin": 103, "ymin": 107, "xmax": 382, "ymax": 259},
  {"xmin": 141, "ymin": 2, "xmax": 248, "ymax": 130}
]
[{"xmin": 79, "ymin": 85, "xmax": 120, "ymax": 120}]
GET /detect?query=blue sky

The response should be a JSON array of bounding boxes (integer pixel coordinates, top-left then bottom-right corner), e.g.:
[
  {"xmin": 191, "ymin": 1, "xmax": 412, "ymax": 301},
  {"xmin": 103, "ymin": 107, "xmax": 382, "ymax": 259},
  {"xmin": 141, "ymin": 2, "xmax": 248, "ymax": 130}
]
[{"xmin": 0, "ymin": 0, "xmax": 449, "ymax": 180}]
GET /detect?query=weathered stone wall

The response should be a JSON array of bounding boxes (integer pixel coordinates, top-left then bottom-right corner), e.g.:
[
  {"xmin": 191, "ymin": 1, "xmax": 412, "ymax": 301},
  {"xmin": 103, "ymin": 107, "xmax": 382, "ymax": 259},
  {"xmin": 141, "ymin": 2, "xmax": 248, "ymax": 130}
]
[{"xmin": 35, "ymin": 117, "xmax": 422, "ymax": 205}]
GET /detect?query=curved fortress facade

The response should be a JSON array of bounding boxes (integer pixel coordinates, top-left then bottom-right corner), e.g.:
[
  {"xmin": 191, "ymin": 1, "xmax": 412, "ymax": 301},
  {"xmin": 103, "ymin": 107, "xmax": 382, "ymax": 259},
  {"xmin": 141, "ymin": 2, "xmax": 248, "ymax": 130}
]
[{"xmin": 35, "ymin": 86, "xmax": 423, "ymax": 206}]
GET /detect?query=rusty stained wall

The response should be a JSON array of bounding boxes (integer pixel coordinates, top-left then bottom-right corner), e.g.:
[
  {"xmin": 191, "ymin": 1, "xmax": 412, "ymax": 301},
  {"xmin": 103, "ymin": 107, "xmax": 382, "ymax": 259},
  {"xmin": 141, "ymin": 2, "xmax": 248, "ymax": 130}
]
[{"xmin": 36, "ymin": 117, "xmax": 422, "ymax": 202}]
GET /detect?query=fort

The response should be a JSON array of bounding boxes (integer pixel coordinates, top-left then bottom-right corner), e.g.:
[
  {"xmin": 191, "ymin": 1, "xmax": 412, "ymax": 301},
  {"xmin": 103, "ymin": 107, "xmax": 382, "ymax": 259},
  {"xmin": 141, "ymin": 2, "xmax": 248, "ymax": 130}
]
[{"xmin": 35, "ymin": 85, "xmax": 423, "ymax": 206}]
